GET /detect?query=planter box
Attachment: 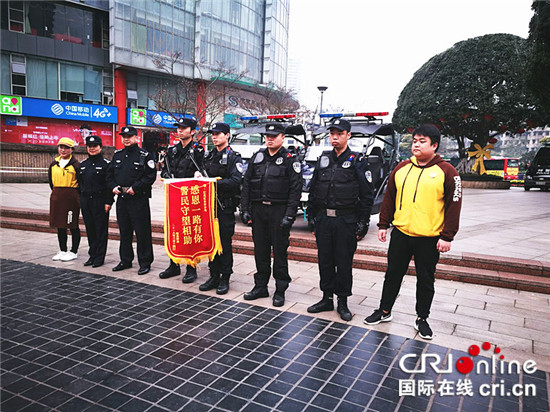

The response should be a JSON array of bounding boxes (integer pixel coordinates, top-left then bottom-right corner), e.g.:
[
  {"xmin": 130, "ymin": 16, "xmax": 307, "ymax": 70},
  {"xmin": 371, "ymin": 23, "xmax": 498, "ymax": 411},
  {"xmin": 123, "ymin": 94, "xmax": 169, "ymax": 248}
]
[{"xmin": 462, "ymin": 180, "xmax": 511, "ymax": 189}]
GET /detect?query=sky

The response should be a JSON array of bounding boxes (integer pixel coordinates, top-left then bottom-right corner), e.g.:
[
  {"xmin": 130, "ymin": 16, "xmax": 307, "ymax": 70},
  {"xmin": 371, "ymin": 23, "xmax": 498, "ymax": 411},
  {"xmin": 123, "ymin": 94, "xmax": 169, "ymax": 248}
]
[{"xmin": 287, "ymin": 0, "xmax": 534, "ymax": 119}]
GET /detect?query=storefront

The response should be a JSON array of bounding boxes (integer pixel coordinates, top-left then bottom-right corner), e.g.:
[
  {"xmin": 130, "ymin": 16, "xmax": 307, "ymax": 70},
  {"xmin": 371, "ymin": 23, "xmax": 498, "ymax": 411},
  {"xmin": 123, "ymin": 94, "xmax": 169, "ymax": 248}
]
[
  {"xmin": 126, "ymin": 108, "xmax": 194, "ymax": 161},
  {"xmin": 0, "ymin": 95, "xmax": 117, "ymax": 146}
]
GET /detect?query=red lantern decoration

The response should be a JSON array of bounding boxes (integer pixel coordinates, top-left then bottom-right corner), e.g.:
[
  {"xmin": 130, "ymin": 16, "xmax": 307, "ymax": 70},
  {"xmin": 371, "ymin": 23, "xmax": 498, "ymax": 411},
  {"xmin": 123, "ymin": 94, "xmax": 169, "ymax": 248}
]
[
  {"xmin": 488, "ymin": 138, "xmax": 498, "ymax": 144},
  {"xmin": 483, "ymin": 114, "xmax": 493, "ymax": 122},
  {"xmin": 461, "ymin": 113, "xmax": 471, "ymax": 119},
  {"xmin": 406, "ymin": 127, "xmax": 414, "ymax": 133}
]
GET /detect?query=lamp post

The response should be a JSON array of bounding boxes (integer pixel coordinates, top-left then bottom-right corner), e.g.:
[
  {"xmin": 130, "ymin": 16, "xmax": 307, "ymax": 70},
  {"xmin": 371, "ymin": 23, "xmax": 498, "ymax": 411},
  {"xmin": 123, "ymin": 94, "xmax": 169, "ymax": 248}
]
[{"xmin": 317, "ymin": 86, "xmax": 327, "ymax": 125}]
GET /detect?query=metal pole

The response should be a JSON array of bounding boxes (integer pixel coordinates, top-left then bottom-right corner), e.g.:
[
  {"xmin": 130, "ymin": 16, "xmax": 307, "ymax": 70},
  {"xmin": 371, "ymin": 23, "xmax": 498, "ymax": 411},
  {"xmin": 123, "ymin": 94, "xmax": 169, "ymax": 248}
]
[{"xmin": 317, "ymin": 86, "xmax": 328, "ymax": 125}]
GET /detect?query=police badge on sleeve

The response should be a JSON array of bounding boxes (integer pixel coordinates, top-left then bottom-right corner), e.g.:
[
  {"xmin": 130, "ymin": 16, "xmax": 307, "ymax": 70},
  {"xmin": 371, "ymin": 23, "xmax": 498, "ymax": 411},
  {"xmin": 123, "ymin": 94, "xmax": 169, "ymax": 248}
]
[{"xmin": 292, "ymin": 162, "xmax": 301, "ymax": 173}]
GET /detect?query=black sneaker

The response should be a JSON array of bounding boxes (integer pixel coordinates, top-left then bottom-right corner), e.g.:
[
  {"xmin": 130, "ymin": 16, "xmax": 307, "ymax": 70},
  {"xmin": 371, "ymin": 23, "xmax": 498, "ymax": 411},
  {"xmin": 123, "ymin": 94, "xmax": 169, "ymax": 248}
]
[
  {"xmin": 364, "ymin": 309, "xmax": 392, "ymax": 325},
  {"xmin": 415, "ymin": 318, "xmax": 433, "ymax": 340}
]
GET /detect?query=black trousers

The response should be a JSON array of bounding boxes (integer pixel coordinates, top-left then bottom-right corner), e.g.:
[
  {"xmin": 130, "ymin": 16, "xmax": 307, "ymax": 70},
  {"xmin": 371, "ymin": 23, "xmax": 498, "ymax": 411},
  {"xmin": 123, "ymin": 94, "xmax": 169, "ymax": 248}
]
[
  {"xmin": 208, "ymin": 209, "xmax": 236, "ymax": 275},
  {"xmin": 380, "ymin": 228, "xmax": 440, "ymax": 319},
  {"xmin": 251, "ymin": 203, "xmax": 291, "ymax": 292},
  {"xmin": 315, "ymin": 214, "xmax": 358, "ymax": 297},
  {"xmin": 57, "ymin": 228, "xmax": 81, "ymax": 253},
  {"xmin": 81, "ymin": 196, "xmax": 110, "ymax": 265},
  {"xmin": 116, "ymin": 195, "xmax": 154, "ymax": 268}
]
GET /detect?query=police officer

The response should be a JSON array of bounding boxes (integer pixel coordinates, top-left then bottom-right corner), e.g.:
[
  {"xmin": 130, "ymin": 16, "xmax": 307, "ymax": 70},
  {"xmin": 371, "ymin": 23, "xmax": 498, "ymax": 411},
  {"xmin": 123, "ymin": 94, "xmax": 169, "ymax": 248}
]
[
  {"xmin": 307, "ymin": 118, "xmax": 373, "ymax": 321},
  {"xmin": 158, "ymin": 117, "xmax": 205, "ymax": 282},
  {"xmin": 195, "ymin": 122, "xmax": 242, "ymax": 294},
  {"xmin": 80, "ymin": 135, "xmax": 113, "ymax": 268},
  {"xmin": 240, "ymin": 123, "xmax": 303, "ymax": 307},
  {"xmin": 107, "ymin": 126, "xmax": 156, "ymax": 275}
]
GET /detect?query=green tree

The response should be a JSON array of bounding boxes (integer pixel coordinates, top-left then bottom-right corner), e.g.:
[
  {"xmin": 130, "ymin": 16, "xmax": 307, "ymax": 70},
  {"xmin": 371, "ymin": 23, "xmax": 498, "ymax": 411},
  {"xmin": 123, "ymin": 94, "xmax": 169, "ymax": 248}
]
[
  {"xmin": 526, "ymin": 1, "xmax": 550, "ymax": 119},
  {"xmin": 393, "ymin": 34, "xmax": 544, "ymax": 171}
]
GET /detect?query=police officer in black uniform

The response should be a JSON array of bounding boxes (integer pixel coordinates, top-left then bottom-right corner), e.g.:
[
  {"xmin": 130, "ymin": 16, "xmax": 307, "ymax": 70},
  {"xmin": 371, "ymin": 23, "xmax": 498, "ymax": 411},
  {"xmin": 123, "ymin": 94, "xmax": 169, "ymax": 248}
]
[
  {"xmin": 80, "ymin": 135, "xmax": 113, "ymax": 268},
  {"xmin": 307, "ymin": 118, "xmax": 373, "ymax": 321},
  {"xmin": 107, "ymin": 126, "xmax": 156, "ymax": 275},
  {"xmin": 158, "ymin": 117, "xmax": 205, "ymax": 282},
  {"xmin": 240, "ymin": 122, "xmax": 303, "ymax": 307},
  {"xmin": 196, "ymin": 122, "xmax": 242, "ymax": 294}
]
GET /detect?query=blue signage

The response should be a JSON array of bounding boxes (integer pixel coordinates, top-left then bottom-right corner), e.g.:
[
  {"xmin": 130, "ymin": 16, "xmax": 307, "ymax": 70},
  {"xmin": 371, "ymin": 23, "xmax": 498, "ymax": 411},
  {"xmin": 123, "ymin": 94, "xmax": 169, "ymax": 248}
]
[
  {"xmin": 127, "ymin": 108, "xmax": 195, "ymax": 128},
  {"xmin": 16, "ymin": 97, "xmax": 117, "ymax": 123}
]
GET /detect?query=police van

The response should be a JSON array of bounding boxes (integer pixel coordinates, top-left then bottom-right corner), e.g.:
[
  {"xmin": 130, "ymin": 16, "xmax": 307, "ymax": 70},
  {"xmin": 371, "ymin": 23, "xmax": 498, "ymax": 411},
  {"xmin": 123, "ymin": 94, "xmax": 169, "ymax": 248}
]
[{"xmin": 303, "ymin": 112, "xmax": 399, "ymax": 214}]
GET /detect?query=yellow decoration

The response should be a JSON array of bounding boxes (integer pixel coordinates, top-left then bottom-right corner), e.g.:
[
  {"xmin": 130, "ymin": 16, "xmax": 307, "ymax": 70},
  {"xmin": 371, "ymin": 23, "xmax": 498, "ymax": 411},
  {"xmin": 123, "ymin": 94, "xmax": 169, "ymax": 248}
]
[{"xmin": 468, "ymin": 143, "xmax": 494, "ymax": 175}]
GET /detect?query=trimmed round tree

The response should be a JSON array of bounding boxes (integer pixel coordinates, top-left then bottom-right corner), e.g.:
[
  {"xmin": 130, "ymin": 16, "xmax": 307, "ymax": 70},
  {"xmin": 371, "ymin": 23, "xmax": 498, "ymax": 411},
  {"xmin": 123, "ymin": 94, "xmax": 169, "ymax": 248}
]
[{"xmin": 393, "ymin": 33, "xmax": 544, "ymax": 170}]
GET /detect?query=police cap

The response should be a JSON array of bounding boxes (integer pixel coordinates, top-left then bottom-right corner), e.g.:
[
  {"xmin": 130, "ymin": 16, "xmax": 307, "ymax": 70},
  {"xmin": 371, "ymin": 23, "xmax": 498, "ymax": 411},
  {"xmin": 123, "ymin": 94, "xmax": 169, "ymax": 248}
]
[
  {"xmin": 174, "ymin": 117, "xmax": 197, "ymax": 129},
  {"xmin": 86, "ymin": 135, "xmax": 102, "ymax": 146},
  {"xmin": 119, "ymin": 126, "xmax": 138, "ymax": 137},
  {"xmin": 208, "ymin": 122, "xmax": 230, "ymax": 134},
  {"xmin": 264, "ymin": 123, "xmax": 286, "ymax": 136},
  {"xmin": 327, "ymin": 118, "xmax": 351, "ymax": 132}
]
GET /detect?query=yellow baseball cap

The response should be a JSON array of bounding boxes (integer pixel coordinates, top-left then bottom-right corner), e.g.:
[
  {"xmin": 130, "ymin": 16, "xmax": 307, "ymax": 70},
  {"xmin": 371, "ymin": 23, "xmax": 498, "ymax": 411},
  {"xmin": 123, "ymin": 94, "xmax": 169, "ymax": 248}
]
[{"xmin": 57, "ymin": 137, "xmax": 75, "ymax": 148}]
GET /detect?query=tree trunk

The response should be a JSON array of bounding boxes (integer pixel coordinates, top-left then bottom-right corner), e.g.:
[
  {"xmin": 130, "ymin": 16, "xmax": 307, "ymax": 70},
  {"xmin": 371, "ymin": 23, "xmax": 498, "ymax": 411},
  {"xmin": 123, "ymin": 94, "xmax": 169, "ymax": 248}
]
[{"xmin": 456, "ymin": 157, "xmax": 475, "ymax": 174}]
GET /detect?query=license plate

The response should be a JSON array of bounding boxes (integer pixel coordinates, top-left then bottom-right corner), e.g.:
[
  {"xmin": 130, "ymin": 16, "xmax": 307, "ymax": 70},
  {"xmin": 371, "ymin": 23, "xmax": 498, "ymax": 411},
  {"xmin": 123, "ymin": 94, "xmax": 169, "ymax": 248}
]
[{"xmin": 536, "ymin": 181, "xmax": 545, "ymax": 185}]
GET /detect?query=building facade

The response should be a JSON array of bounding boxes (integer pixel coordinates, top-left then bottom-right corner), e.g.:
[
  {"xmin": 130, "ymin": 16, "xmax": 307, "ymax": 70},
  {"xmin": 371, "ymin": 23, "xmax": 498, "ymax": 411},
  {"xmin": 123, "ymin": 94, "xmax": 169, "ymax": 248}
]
[{"xmin": 1, "ymin": 0, "xmax": 290, "ymax": 179}]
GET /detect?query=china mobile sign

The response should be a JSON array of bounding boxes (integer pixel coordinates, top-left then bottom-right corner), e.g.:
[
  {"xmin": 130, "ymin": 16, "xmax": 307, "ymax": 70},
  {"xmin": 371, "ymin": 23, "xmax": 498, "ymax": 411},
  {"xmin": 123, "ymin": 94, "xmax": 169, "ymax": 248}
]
[
  {"xmin": 398, "ymin": 342, "xmax": 537, "ymax": 397},
  {"xmin": 0, "ymin": 95, "xmax": 117, "ymax": 124}
]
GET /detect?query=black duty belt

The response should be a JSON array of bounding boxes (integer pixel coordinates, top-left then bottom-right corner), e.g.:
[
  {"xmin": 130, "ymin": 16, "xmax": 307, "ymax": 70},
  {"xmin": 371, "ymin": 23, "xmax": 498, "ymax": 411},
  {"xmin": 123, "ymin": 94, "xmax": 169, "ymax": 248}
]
[{"xmin": 320, "ymin": 208, "xmax": 356, "ymax": 217}]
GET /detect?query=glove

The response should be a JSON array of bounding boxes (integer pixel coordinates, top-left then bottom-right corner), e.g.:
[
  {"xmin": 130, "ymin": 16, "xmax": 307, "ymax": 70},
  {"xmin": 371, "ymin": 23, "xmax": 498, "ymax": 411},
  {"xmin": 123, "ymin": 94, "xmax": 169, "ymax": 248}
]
[
  {"xmin": 308, "ymin": 219, "xmax": 316, "ymax": 233},
  {"xmin": 241, "ymin": 211, "xmax": 251, "ymax": 225},
  {"xmin": 355, "ymin": 221, "xmax": 369, "ymax": 240},
  {"xmin": 280, "ymin": 215, "xmax": 295, "ymax": 230}
]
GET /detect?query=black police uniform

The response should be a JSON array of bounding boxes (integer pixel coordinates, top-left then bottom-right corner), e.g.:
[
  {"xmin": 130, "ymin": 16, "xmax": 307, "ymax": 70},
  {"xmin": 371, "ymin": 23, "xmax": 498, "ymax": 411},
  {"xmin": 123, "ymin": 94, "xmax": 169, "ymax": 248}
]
[
  {"xmin": 198, "ymin": 146, "xmax": 242, "ymax": 294},
  {"xmin": 106, "ymin": 141, "xmax": 156, "ymax": 272},
  {"xmin": 240, "ymin": 146, "xmax": 303, "ymax": 303},
  {"xmin": 159, "ymin": 137, "xmax": 205, "ymax": 281},
  {"xmin": 80, "ymin": 139, "xmax": 113, "ymax": 267},
  {"xmin": 307, "ymin": 146, "xmax": 374, "ymax": 319}
]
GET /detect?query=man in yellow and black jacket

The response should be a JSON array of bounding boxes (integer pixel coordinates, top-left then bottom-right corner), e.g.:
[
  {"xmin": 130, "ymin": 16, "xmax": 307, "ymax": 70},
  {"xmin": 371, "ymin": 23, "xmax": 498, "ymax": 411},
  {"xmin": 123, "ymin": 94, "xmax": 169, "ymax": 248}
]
[{"xmin": 364, "ymin": 124, "xmax": 462, "ymax": 340}]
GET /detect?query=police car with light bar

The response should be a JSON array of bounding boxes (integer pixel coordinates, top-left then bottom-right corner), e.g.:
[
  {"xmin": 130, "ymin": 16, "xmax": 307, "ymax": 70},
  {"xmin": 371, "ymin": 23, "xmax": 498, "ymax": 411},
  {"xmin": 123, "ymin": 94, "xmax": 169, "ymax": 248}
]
[
  {"xmin": 230, "ymin": 113, "xmax": 310, "ymax": 171},
  {"xmin": 303, "ymin": 112, "xmax": 399, "ymax": 214}
]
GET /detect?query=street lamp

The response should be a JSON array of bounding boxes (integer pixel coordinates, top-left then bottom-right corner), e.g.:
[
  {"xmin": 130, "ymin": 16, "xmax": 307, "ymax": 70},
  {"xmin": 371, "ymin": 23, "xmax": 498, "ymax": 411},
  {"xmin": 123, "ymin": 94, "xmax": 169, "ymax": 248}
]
[{"xmin": 317, "ymin": 86, "xmax": 328, "ymax": 124}]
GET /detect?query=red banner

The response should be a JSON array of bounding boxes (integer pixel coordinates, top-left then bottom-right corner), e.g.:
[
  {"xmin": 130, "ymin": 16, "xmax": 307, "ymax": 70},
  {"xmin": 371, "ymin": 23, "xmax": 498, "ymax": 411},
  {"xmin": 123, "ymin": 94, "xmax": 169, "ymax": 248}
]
[
  {"xmin": 1, "ymin": 116, "xmax": 114, "ymax": 146},
  {"xmin": 164, "ymin": 178, "xmax": 222, "ymax": 267}
]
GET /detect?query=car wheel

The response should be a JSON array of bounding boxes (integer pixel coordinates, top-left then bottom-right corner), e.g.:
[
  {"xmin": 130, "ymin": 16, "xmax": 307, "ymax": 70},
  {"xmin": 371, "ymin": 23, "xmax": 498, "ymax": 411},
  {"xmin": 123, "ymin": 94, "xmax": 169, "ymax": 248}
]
[{"xmin": 524, "ymin": 186, "xmax": 530, "ymax": 191}]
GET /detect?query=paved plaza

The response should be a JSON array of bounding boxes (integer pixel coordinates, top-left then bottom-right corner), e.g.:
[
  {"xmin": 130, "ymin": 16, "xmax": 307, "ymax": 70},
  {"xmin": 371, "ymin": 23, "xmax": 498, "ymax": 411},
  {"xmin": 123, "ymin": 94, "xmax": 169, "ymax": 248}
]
[{"xmin": 1, "ymin": 182, "xmax": 550, "ymax": 411}]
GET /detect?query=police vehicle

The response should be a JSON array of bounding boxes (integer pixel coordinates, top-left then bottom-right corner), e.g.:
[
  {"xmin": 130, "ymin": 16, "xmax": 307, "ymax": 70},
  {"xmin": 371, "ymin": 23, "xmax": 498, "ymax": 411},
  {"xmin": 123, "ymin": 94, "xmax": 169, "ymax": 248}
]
[
  {"xmin": 524, "ymin": 144, "xmax": 550, "ymax": 191},
  {"xmin": 230, "ymin": 113, "xmax": 310, "ymax": 170},
  {"xmin": 303, "ymin": 112, "xmax": 399, "ymax": 214}
]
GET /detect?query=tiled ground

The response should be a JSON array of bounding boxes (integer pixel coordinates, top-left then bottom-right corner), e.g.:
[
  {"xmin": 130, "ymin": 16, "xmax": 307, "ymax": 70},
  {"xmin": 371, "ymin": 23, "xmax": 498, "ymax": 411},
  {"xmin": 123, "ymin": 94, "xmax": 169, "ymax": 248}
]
[{"xmin": 1, "ymin": 260, "xmax": 548, "ymax": 412}]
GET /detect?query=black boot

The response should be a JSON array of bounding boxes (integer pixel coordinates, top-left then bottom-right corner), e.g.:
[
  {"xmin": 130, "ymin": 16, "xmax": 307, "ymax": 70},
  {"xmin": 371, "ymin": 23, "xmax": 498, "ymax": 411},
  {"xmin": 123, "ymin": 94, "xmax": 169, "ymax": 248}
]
[
  {"xmin": 199, "ymin": 272, "xmax": 220, "ymax": 291},
  {"xmin": 337, "ymin": 296, "xmax": 352, "ymax": 321},
  {"xmin": 182, "ymin": 265, "xmax": 197, "ymax": 283},
  {"xmin": 307, "ymin": 292, "xmax": 334, "ymax": 313},
  {"xmin": 244, "ymin": 287, "xmax": 269, "ymax": 300},
  {"xmin": 159, "ymin": 261, "xmax": 181, "ymax": 279},
  {"xmin": 217, "ymin": 274, "xmax": 230, "ymax": 295}
]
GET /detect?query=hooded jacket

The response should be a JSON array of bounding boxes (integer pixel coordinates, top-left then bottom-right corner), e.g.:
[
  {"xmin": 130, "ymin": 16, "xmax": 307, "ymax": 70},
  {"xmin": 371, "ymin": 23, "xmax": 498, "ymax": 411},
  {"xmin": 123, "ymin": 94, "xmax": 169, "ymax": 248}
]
[
  {"xmin": 378, "ymin": 154, "xmax": 462, "ymax": 241},
  {"xmin": 48, "ymin": 155, "xmax": 80, "ymax": 190}
]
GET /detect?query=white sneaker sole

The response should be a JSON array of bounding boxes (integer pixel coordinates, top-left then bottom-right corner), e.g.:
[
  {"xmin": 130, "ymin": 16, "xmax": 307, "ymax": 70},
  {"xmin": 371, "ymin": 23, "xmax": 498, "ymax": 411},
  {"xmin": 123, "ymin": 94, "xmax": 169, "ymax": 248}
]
[
  {"xmin": 364, "ymin": 313, "xmax": 392, "ymax": 325},
  {"xmin": 414, "ymin": 324, "xmax": 433, "ymax": 340}
]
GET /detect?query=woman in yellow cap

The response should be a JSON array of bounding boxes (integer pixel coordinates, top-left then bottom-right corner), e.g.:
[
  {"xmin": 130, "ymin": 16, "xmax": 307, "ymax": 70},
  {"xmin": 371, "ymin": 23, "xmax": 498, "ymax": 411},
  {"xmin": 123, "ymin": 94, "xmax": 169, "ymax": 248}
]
[{"xmin": 49, "ymin": 137, "xmax": 81, "ymax": 261}]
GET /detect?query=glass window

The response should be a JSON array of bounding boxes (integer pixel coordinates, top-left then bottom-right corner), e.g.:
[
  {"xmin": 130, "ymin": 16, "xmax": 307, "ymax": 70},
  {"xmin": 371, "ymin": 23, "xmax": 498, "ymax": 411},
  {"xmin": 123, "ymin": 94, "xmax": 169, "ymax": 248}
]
[
  {"xmin": 84, "ymin": 67, "xmax": 102, "ymax": 103},
  {"xmin": 8, "ymin": 1, "xmax": 25, "ymax": 32},
  {"xmin": 132, "ymin": 23, "xmax": 146, "ymax": 53},
  {"xmin": 1, "ymin": 54, "xmax": 11, "ymax": 94},
  {"xmin": 27, "ymin": 58, "xmax": 58, "ymax": 100},
  {"xmin": 60, "ymin": 63, "xmax": 84, "ymax": 94},
  {"xmin": 51, "ymin": 4, "xmax": 68, "ymax": 41},
  {"xmin": 66, "ymin": 6, "xmax": 84, "ymax": 44}
]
